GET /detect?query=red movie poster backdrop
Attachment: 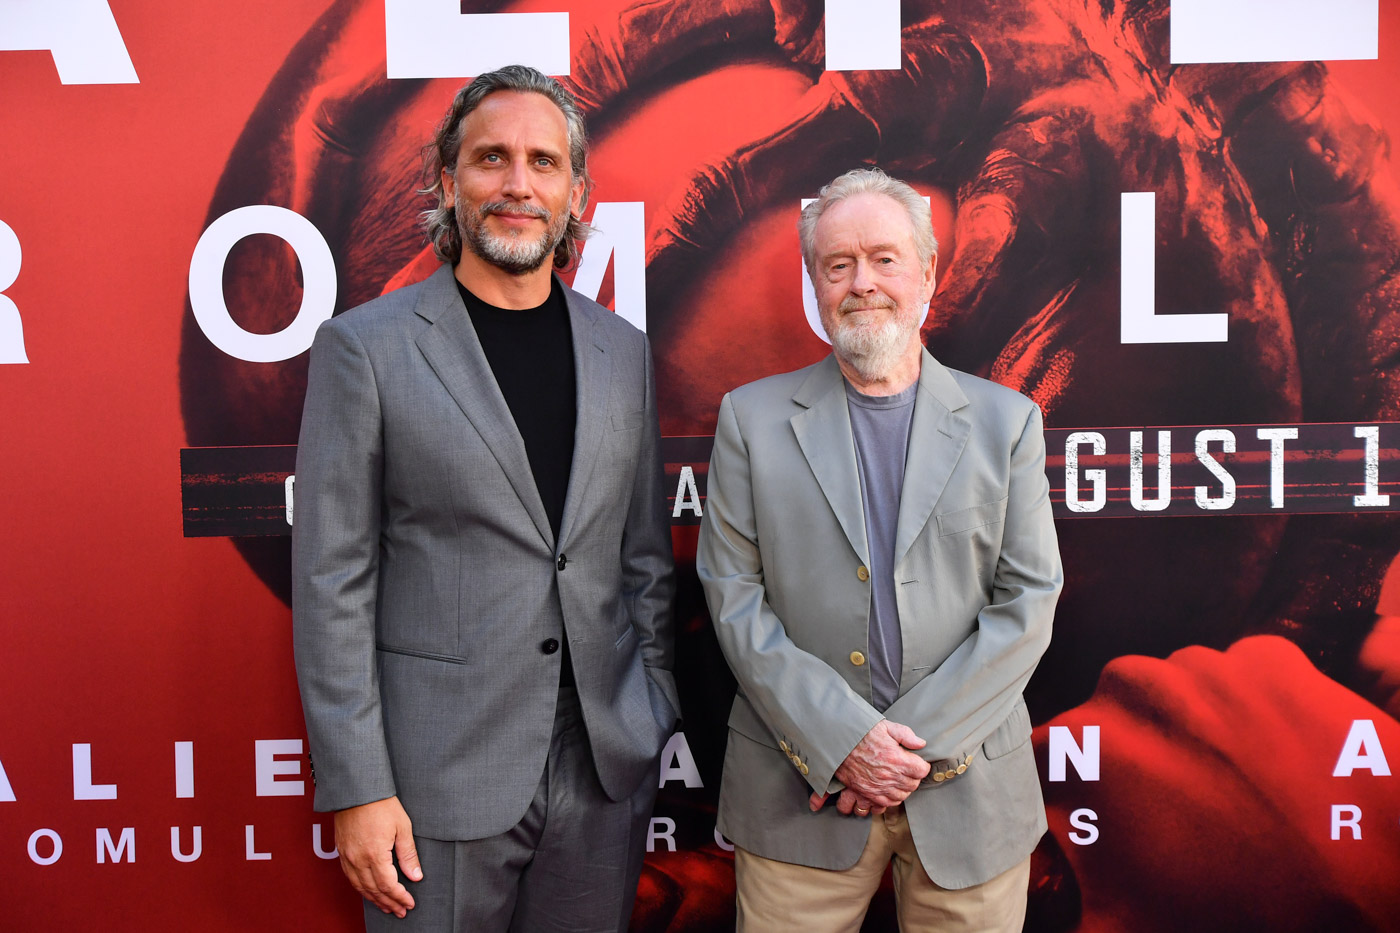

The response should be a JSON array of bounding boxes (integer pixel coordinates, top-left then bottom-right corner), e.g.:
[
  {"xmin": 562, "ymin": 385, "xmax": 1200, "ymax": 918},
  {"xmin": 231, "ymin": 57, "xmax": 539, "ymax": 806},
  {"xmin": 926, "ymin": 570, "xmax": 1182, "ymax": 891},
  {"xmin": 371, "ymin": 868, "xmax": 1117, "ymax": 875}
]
[{"xmin": 3, "ymin": 1, "xmax": 1399, "ymax": 930}]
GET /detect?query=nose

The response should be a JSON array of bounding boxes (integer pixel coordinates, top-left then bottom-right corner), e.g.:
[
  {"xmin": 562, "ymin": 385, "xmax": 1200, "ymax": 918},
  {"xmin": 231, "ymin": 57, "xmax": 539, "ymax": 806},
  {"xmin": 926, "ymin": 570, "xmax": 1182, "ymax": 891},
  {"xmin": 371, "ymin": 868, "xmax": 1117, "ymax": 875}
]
[
  {"xmin": 850, "ymin": 258, "xmax": 878, "ymax": 295},
  {"xmin": 501, "ymin": 158, "xmax": 531, "ymax": 200}
]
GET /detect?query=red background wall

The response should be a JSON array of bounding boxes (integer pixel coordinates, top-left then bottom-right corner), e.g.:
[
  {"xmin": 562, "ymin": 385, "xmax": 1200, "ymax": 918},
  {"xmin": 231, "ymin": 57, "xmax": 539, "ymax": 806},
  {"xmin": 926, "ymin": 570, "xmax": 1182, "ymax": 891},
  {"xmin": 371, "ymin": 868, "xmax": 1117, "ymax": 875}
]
[{"xmin": 3, "ymin": 2, "xmax": 1399, "ymax": 930}]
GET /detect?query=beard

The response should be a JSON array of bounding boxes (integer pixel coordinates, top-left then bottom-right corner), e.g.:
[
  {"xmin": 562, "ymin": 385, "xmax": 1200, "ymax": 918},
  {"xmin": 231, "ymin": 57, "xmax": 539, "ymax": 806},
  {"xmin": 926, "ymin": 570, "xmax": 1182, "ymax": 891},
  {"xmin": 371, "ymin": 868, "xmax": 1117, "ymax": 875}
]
[
  {"xmin": 456, "ymin": 198, "xmax": 568, "ymax": 275},
  {"xmin": 823, "ymin": 293, "xmax": 921, "ymax": 382}
]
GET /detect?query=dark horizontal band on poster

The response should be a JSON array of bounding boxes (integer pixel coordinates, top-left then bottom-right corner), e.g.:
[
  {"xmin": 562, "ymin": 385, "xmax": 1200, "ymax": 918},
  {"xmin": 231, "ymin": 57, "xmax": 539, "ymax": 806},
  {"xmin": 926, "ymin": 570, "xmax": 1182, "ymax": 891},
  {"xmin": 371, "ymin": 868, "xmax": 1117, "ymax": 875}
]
[{"xmin": 178, "ymin": 423, "xmax": 1400, "ymax": 538}]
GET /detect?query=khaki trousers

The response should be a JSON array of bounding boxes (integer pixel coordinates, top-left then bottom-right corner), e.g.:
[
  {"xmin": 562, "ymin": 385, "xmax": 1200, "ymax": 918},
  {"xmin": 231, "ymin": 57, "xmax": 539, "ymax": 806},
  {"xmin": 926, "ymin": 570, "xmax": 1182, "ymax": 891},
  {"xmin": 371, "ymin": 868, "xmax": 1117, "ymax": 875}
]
[{"xmin": 734, "ymin": 805, "xmax": 1030, "ymax": 933}]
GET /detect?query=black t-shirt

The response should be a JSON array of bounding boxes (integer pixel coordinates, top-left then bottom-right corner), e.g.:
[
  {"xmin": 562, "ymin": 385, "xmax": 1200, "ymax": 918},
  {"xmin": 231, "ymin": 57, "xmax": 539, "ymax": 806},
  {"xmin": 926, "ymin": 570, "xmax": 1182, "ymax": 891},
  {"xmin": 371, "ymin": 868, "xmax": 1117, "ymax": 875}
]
[{"xmin": 456, "ymin": 278, "xmax": 577, "ymax": 543}]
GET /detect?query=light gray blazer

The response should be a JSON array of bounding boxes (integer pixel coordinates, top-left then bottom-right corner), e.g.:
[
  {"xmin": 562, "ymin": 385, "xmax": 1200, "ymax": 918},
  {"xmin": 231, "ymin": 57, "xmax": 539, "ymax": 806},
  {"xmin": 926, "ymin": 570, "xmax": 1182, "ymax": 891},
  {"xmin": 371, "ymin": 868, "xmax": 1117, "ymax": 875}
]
[
  {"xmin": 697, "ymin": 351, "xmax": 1062, "ymax": 888},
  {"xmin": 292, "ymin": 264, "xmax": 677, "ymax": 841}
]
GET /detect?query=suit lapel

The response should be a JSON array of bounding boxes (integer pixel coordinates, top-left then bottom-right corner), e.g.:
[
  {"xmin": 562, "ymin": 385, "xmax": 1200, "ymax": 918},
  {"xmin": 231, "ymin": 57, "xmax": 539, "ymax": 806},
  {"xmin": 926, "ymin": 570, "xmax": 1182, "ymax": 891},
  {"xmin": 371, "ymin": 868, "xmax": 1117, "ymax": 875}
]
[
  {"xmin": 791, "ymin": 356, "xmax": 869, "ymax": 565},
  {"xmin": 894, "ymin": 350, "xmax": 971, "ymax": 568},
  {"xmin": 412, "ymin": 265, "xmax": 553, "ymax": 548},
  {"xmin": 557, "ymin": 287, "xmax": 610, "ymax": 550}
]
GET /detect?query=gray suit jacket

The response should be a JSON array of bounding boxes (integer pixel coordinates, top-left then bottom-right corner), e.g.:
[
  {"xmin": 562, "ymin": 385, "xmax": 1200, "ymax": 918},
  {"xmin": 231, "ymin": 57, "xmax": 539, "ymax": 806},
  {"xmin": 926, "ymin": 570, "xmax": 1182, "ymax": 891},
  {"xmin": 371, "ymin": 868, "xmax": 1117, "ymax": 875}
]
[
  {"xmin": 696, "ymin": 351, "xmax": 1061, "ymax": 888},
  {"xmin": 292, "ymin": 264, "xmax": 677, "ymax": 841}
]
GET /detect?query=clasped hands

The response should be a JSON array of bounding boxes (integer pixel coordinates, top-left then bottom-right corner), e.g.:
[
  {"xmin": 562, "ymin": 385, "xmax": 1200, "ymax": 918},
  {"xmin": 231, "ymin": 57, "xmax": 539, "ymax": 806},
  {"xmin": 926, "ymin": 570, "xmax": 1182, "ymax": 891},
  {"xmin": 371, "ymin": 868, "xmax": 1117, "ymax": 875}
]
[{"xmin": 809, "ymin": 719, "xmax": 930, "ymax": 818}]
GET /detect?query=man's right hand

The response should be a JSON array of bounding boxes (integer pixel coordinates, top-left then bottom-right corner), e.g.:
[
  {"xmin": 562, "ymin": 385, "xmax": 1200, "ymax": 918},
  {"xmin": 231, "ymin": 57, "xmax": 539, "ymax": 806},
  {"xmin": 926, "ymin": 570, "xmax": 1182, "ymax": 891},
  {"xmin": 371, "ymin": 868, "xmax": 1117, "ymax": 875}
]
[
  {"xmin": 828, "ymin": 719, "xmax": 930, "ymax": 809},
  {"xmin": 334, "ymin": 795, "xmax": 423, "ymax": 918}
]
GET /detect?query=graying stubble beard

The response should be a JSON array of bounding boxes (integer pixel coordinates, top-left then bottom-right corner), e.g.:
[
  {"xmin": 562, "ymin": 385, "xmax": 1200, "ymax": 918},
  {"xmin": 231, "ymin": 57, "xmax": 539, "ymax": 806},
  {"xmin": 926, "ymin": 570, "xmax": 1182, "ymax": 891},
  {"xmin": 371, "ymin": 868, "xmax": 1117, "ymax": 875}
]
[
  {"xmin": 827, "ymin": 298, "xmax": 921, "ymax": 382},
  {"xmin": 456, "ymin": 198, "xmax": 565, "ymax": 276}
]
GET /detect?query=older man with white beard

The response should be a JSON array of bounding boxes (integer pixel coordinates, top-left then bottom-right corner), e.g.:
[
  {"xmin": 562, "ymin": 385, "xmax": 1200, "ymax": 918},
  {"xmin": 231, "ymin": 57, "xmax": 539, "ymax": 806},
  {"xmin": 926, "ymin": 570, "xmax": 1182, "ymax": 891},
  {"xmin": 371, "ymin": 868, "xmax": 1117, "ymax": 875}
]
[{"xmin": 697, "ymin": 167, "xmax": 1063, "ymax": 931}]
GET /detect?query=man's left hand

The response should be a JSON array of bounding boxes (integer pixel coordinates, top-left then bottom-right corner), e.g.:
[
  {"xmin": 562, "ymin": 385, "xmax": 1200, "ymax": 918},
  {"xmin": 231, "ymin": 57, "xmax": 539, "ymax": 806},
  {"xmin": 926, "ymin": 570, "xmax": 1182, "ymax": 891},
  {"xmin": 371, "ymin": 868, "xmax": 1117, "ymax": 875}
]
[
  {"xmin": 833, "ymin": 719, "xmax": 930, "ymax": 806},
  {"xmin": 809, "ymin": 788, "xmax": 886, "ymax": 816}
]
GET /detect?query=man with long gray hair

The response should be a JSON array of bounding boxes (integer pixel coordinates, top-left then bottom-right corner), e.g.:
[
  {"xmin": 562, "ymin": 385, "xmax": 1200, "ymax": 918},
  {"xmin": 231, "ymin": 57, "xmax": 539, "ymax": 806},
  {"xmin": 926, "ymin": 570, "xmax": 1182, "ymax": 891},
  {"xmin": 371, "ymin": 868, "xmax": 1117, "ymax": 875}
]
[
  {"xmin": 698, "ymin": 167, "xmax": 1062, "ymax": 930},
  {"xmin": 293, "ymin": 65, "xmax": 677, "ymax": 931}
]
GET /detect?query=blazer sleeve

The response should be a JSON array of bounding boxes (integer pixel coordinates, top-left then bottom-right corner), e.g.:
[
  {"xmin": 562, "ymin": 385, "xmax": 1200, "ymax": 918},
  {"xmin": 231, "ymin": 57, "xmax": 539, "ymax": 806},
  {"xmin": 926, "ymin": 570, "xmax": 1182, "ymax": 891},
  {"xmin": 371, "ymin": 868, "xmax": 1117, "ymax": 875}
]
[
  {"xmin": 622, "ymin": 337, "xmax": 680, "ymax": 727},
  {"xmin": 698, "ymin": 392, "xmax": 884, "ymax": 794},
  {"xmin": 881, "ymin": 402, "xmax": 1062, "ymax": 760},
  {"xmin": 291, "ymin": 317, "xmax": 397, "ymax": 812}
]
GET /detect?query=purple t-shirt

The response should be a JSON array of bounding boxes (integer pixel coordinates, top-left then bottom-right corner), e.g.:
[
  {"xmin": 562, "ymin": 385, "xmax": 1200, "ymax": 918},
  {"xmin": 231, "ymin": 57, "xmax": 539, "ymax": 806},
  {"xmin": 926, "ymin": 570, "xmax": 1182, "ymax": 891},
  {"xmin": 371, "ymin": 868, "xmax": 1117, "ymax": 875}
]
[{"xmin": 844, "ymin": 378, "xmax": 918, "ymax": 711}]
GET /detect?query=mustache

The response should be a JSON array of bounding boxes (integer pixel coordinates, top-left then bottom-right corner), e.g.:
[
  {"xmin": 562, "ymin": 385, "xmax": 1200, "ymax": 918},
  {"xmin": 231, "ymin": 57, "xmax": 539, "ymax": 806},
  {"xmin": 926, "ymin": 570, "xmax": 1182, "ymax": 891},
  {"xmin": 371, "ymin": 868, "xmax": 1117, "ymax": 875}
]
[
  {"xmin": 837, "ymin": 294, "xmax": 897, "ymax": 314},
  {"xmin": 478, "ymin": 200, "xmax": 550, "ymax": 221}
]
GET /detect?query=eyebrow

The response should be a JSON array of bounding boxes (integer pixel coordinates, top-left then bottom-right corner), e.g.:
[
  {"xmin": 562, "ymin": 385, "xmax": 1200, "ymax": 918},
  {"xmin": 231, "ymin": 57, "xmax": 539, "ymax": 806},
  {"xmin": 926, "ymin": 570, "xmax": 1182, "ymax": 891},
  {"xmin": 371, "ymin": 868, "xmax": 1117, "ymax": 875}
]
[
  {"xmin": 822, "ymin": 243, "xmax": 901, "ymax": 261},
  {"xmin": 465, "ymin": 141, "xmax": 566, "ymax": 161}
]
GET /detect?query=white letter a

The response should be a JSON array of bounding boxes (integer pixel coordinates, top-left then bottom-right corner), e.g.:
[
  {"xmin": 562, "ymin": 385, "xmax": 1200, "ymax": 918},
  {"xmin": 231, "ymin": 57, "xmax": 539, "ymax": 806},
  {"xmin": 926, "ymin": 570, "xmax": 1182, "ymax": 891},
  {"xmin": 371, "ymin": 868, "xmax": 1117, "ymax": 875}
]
[
  {"xmin": 0, "ymin": 0, "xmax": 138, "ymax": 84},
  {"xmin": 1333, "ymin": 719, "xmax": 1392, "ymax": 777}
]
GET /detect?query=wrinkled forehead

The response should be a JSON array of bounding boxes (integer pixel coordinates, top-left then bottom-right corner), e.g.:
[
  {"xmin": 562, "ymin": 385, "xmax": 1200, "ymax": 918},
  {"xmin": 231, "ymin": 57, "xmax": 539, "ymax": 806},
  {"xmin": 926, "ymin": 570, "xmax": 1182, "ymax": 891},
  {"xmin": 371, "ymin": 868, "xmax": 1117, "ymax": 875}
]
[
  {"xmin": 457, "ymin": 89, "xmax": 571, "ymax": 155},
  {"xmin": 815, "ymin": 192, "xmax": 919, "ymax": 255}
]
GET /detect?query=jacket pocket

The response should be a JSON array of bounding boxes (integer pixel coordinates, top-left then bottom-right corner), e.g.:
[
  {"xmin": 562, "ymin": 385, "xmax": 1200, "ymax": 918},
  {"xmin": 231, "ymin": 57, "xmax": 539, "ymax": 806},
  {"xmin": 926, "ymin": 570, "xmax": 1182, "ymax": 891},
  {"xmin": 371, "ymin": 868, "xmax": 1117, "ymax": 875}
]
[
  {"xmin": 375, "ymin": 642, "xmax": 466, "ymax": 665},
  {"xmin": 726, "ymin": 694, "xmax": 780, "ymax": 749},
  {"xmin": 611, "ymin": 408, "xmax": 644, "ymax": 432},
  {"xmin": 982, "ymin": 696, "xmax": 1032, "ymax": 759},
  {"xmin": 937, "ymin": 496, "xmax": 1008, "ymax": 537}
]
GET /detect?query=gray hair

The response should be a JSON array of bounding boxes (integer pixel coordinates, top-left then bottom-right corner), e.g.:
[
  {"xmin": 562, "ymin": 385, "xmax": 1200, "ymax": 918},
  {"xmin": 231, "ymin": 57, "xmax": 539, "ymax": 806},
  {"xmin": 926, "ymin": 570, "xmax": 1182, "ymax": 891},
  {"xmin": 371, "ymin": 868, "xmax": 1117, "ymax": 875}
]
[
  {"xmin": 422, "ymin": 65, "xmax": 593, "ymax": 270},
  {"xmin": 798, "ymin": 167, "xmax": 938, "ymax": 274}
]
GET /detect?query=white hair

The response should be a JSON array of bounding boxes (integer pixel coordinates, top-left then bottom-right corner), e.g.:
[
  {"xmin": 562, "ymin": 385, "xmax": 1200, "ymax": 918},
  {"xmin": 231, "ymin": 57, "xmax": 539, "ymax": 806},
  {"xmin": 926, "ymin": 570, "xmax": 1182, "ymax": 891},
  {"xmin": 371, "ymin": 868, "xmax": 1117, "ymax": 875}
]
[{"xmin": 798, "ymin": 167, "xmax": 938, "ymax": 274}]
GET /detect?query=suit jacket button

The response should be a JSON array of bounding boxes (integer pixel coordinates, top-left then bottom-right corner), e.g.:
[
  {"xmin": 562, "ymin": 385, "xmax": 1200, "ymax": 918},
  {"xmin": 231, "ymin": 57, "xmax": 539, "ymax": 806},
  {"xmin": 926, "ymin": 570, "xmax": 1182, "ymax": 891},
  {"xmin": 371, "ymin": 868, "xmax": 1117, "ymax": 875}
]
[
  {"xmin": 850, "ymin": 651, "xmax": 866, "ymax": 666},
  {"xmin": 541, "ymin": 638, "xmax": 560, "ymax": 654},
  {"xmin": 779, "ymin": 740, "xmax": 791, "ymax": 755},
  {"xmin": 856, "ymin": 565, "xmax": 870, "ymax": 582},
  {"xmin": 932, "ymin": 772, "xmax": 946, "ymax": 783},
  {"xmin": 956, "ymin": 764, "xmax": 967, "ymax": 774},
  {"xmin": 557, "ymin": 554, "xmax": 568, "ymax": 571},
  {"xmin": 799, "ymin": 762, "xmax": 809, "ymax": 775}
]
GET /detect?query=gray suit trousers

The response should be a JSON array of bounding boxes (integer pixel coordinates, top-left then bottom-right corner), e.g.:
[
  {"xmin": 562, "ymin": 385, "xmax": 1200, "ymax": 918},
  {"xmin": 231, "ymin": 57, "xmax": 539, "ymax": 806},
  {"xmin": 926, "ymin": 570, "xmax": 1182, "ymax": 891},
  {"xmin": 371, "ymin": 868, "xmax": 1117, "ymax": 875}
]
[{"xmin": 364, "ymin": 684, "xmax": 660, "ymax": 933}]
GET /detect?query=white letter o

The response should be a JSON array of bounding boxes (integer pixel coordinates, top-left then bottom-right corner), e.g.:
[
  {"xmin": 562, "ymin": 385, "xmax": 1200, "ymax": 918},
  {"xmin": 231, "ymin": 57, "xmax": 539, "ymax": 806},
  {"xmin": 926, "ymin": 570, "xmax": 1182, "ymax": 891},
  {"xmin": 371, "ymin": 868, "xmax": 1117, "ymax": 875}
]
[
  {"xmin": 189, "ymin": 206, "xmax": 336, "ymax": 362},
  {"xmin": 28, "ymin": 828, "xmax": 62, "ymax": 865}
]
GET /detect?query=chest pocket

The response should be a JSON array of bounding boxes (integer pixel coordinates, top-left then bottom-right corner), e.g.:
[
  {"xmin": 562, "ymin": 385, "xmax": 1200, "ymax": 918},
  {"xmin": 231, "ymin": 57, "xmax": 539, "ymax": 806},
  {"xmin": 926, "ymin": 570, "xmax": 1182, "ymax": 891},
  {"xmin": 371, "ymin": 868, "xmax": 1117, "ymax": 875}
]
[
  {"xmin": 611, "ymin": 407, "xmax": 644, "ymax": 432},
  {"xmin": 937, "ymin": 496, "xmax": 1008, "ymax": 537}
]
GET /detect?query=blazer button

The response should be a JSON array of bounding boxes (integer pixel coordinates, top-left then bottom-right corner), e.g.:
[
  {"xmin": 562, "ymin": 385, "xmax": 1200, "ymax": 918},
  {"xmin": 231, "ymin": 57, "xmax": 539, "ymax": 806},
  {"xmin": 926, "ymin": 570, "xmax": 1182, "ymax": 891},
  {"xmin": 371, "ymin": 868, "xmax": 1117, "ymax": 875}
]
[
  {"xmin": 850, "ymin": 651, "xmax": 866, "ymax": 666},
  {"xmin": 541, "ymin": 638, "xmax": 560, "ymax": 654},
  {"xmin": 779, "ymin": 740, "xmax": 791, "ymax": 755},
  {"xmin": 856, "ymin": 565, "xmax": 870, "ymax": 581},
  {"xmin": 932, "ymin": 772, "xmax": 946, "ymax": 783},
  {"xmin": 557, "ymin": 554, "xmax": 568, "ymax": 571}
]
